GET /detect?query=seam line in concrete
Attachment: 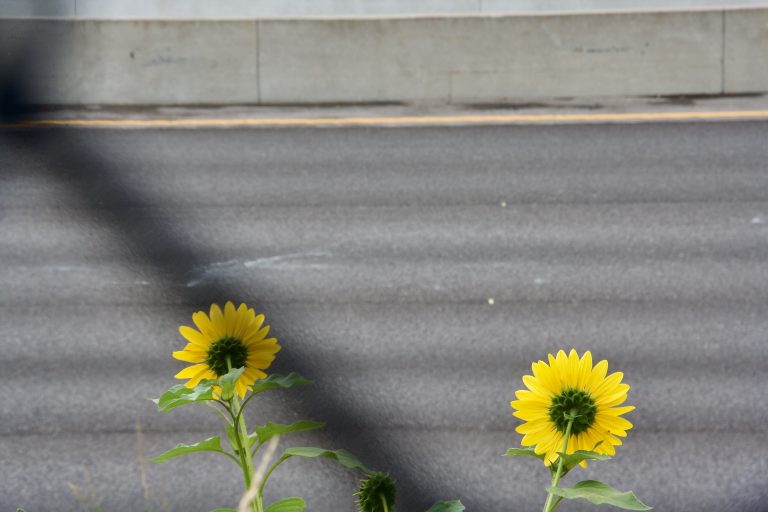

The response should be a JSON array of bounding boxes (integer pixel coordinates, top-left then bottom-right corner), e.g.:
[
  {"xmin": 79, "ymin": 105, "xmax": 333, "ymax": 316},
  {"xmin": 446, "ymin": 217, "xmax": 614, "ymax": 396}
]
[
  {"xmin": 721, "ymin": 9, "xmax": 726, "ymax": 94},
  {"xmin": 256, "ymin": 19, "xmax": 261, "ymax": 104}
]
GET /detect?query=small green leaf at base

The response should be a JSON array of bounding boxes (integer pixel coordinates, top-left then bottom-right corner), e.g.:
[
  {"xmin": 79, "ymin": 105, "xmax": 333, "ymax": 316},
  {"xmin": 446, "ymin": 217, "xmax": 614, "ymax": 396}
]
[
  {"xmin": 282, "ymin": 447, "xmax": 370, "ymax": 473},
  {"xmin": 503, "ymin": 447, "xmax": 546, "ymax": 461},
  {"xmin": 265, "ymin": 497, "xmax": 307, "ymax": 512},
  {"xmin": 151, "ymin": 436, "xmax": 229, "ymax": 463},
  {"xmin": 219, "ymin": 366, "xmax": 245, "ymax": 400},
  {"xmin": 547, "ymin": 480, "xmax": 652, "ymax": 510},
  {"xmin": 251, "ymin": 373, "xmax": 313, "ymax": 395},
  {"xmin": 152, "ymin": 380, "xmax": 216, "ymax": 412},
  {"xmin": 425, "ymin": 500, "xmax": 466, "ymax": 512}
]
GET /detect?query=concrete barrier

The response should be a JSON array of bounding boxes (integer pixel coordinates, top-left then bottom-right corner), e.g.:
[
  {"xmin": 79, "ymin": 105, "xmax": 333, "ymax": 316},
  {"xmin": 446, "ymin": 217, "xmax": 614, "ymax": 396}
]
[
  {"xmin": 724, "ymin": 9, "xmax": 768, "ymax": 93},
  {"xmin": 1, "ymin": 9, "xmax": 766, "ymax": 106},
  {"xmin": 3, "ymin": 0, "xmax": 768, "ymax": 18}
]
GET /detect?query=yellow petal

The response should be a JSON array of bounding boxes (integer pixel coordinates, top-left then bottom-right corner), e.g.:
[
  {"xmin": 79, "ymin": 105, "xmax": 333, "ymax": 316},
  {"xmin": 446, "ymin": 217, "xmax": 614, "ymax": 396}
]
[
  {"xmin": 516, "ymin": 420, "xmax": 555, "ymax": 435},
  {"xmin": 247, "ymin": 339, "xmax": 281, "ymax": 356},
  {"xmin": 224, "ymin": 301, "xmax": 237, "ymax": 336},
  {"xmin": 585, "ymin": 360, "xmax": 609, "ymax": 393},
  {"xmin": 566, "ymin": 349, "xmax": 580, "ymax": 387},
  {"xmin": 209, "ymin": 303, "xmax": 225, "ymax": 337},
  {"xmin": 187, "ymin": 368, "xmax": 213, "ymax": 387},
  {"xmin": 577, "ymin": 351, "xmax": 593, "ymax": 391},
  {"xmin": 233, "ymin": 303, "xmax": 250, "ymax": 339},
  {"xmin": 179, "ymin": 326, "xmax": 211, "ymax": 348},
  {"xmin": 532, "ymin": 361, "xmax": 561, "ymax": 395},
  {"xmin": 512, "ymin": 409, "xmax": 550, "ymax": 421},
  {"xmin": 591, "ymin": 371, "xmax": 624, "ymax": 398},
  {"xmin": 246, "ymin": 357, "xmax": 276, "ymax": 370},
  {"xmin": 601, "ymin": 405, "xmax": 635, "ymax": 416},
  {"xmin": 595, "ymin": 384, "xmax": 630, "ymax": 407},
  {"xmin": 245, "ymin": 325, "xmax": 270, "ymax": 344},
  {"xmin": 235, "ymin": 378, "xmax": 247, "ymax": 399},
  {"xmin": 514, "ymin": 389, "xmax": 550, "ymax": 405},
  {"xmin": 597, "ymin": 414, "xmax": 633, "ymax": 432},
  {"xmin": 175, "ymin": 363, "xmax": 208, "ymax": 379},
  {"xmin": 192, "ymin": 311, "xmax": 217, "ymax": 340},
  {"xmin": 172, "ymin": 350, "xmax": 207, "ymax": 363},
  {"xmin": 242, "ymin": 311, "xmax": 265, "ymax": 338},
  {"xmin": 522, "ymin": 375, "xmax": 553, "ymax": 400},
  {"xmin": 554, "ymin": 350, "xmax": 569, "ymax": 387}
]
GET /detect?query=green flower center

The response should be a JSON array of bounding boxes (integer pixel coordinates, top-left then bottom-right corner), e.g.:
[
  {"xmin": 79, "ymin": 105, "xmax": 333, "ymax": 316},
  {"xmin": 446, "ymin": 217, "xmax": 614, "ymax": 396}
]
[
  {"xmin": 548, "ymin": 388, "xmax": 597, "ymax": 435},
  {"xmin": 206, "ymin": 336, "xmax": 248, "ymax": 377}
]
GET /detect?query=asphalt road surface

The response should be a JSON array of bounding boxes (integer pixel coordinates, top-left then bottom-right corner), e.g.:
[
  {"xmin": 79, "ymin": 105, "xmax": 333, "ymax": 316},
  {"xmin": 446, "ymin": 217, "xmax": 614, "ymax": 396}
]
[{"xmin": 1, "ymin": 121, "xmax": 767, "ymax": 512}]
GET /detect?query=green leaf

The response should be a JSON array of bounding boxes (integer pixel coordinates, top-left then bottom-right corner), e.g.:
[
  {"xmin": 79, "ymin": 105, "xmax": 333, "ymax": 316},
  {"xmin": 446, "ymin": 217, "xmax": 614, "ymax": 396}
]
[
  {"xmin": 557, "ymin": 449, "xmax": 612, "ymax": 475},
  {"xmin": 151, "ymin": 436, "xmax": 231, "ymax": 463},
  {"xmin": 265, "ymin": 497, "xmax": 307, "ymax": 512},
  {"xmin": 252, "ymin": 420, "xmax": 325, "ymax": 447},
  {"xmin": 425, "ymin": 500, "xmax": 466, "ymax": 512},
  {"xmin": 151, "ymin": 380, "xmax": 216, "ymax": 412},
  {"xmin": 219, "ymin": 366, "xmax": 245, "ymax": 400},
  {"xmin": 548, "ymin": 480, "xmax": 652, "ymax": 510},
  {"xmin": 282, "ymin": 447, "xmax": 370, "ymax": 473},
  {"xmin": 251, "ymin": 373, "xmax": 313, "ymax": 395},
  {"xmin": 503, "ymin": 447, "xmax": 546, "ymax": 461}
]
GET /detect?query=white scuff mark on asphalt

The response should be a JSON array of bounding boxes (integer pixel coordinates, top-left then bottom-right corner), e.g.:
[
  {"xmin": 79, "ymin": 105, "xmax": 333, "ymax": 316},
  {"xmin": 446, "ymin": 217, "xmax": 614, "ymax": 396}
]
[
  {"xmin": 487, "ymin": 298, "xmax": 495, "ymax": 305},
  {"xmin": 751, "ymin": 215, "xmax": 765, "ymax": 225},
  {"xmin": 187, "ymin": 252, "xmax": 333, "ymax": 287},
  {"xmin": 186, "ymin": 259, "xmax": 241, "ymax": 287},
  {"xmin": 533, "ymin": 277, "xmax": 547, "ymax": 285},
  {"xmin": 49, "ymin": 265, "xmax": 85, "ymax": 272},
  {"xmin": 244, "ymin": 251, "xmax": 332, "ymax": 270}
]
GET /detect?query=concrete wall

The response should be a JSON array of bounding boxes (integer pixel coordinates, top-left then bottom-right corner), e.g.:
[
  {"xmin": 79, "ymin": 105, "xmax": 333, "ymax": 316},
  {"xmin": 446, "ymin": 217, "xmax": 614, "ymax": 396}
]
[
  {"xmin": 2, "ymin": 0, "xmax": 768, "ymax": 18},
  {"xmin": 1, "ymin": 8, "xmax": 767, "ymax": 105}
]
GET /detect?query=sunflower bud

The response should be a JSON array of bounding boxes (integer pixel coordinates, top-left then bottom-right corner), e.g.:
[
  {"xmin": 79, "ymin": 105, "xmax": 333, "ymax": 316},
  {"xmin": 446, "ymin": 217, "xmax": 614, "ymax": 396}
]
[{"xmin": 356, "ymin": 472, "xmax": 396, "ymax": 512}]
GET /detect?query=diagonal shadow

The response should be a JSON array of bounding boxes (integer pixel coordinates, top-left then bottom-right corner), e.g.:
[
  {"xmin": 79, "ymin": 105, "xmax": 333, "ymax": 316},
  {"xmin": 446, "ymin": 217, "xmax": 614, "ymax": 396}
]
[{"xmin": 0, "ymin": 40, "xmax": 435, "ymax": 512}]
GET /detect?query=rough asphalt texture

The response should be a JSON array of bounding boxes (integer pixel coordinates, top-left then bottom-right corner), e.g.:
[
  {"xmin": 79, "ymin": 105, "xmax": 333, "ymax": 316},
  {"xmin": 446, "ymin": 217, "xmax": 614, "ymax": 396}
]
[{"xmin": 1, "ymin": 122, "xmax": 767, "ymax": 511}]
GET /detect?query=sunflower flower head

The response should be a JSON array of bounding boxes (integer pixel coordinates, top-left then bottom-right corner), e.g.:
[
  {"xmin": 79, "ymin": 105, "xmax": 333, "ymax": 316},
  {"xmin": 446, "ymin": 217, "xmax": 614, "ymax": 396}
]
[
  {"xmin": 510, "ymin": 349, "xmax": 634, "ymax": 467},
  {"xmin": 173, "ymin": 301, "xmax": 281, "ymax": 399},
  {"xmin": 356, "ymin": 472, "xmax": 396, "ymax": 512}
]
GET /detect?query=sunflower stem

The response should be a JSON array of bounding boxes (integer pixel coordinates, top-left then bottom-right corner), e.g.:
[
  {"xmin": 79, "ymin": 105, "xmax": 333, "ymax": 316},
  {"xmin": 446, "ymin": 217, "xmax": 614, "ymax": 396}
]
[
  {"xmin": 227, "ymin": 357, "xmax": 261, "ymax": 512},
  {"xmin": 542, "ymin": 415, "xmax": 574, "ymax": 512}
]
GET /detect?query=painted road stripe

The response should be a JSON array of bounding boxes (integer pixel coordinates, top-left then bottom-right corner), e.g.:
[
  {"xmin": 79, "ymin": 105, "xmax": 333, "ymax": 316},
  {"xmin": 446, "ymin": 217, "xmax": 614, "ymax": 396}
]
[{"xmin": 6, "ymin": 110, "xmax": 768, "ymax": 128}]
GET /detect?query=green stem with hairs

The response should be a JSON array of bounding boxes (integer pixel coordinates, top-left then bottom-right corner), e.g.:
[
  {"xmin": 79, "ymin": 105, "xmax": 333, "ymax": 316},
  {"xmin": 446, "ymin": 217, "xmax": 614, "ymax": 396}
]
[
  {"xmin": 227, "ymin": 357, "xmax": 261, "ymax": 512},
  {"xmin": 380, "ymin": 494, "xmax": 390, "ymax": 512},
  {"xmin": 542, "ymin": 414, "xmax": 575, "ymax": 512}
]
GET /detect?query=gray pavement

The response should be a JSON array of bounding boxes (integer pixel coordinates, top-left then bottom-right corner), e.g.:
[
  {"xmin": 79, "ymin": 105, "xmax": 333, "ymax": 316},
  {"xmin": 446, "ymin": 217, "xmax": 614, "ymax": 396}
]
[{"xmin": 1, "ymin": 120, "xmax": 768, "ymax": 511}]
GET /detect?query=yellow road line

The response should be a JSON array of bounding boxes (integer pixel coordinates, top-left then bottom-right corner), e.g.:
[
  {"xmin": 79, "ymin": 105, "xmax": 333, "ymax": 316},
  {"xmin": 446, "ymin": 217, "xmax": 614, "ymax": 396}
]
[{"xmin": 7, "ymin": 110, "xmax": 768, "ymax": 128}]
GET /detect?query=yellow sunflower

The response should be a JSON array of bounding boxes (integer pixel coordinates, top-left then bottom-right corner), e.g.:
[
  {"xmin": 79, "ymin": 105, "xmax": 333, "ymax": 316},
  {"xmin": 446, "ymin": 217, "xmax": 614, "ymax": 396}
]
[
  {"xmin": 510, "ymin": 349, "xmax": 634, "ymax": 467},
  {"xmin": 173, "ymin": 301, "xmax": 281, "ymax": 399}
]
